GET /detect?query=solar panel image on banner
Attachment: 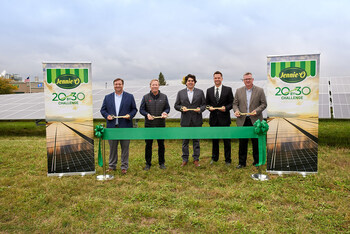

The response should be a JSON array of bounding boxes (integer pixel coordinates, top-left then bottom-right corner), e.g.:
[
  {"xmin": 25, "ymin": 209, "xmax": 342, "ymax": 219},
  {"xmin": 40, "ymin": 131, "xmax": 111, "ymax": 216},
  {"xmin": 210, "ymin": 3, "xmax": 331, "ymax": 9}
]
[
  {"xmin": 267, "ymin": 117, "xmax": 318, "ymax": 173},
  {"xmin": 319, "ymin": 78, "xmax": 331, "ymax": 119},
  {"xmin": 46, "ymin": 121, "xmax": 95, "ymax": 174},
  {"xmin": 330, "ymin": 77, "xmax": 350, "ymax": 119}
]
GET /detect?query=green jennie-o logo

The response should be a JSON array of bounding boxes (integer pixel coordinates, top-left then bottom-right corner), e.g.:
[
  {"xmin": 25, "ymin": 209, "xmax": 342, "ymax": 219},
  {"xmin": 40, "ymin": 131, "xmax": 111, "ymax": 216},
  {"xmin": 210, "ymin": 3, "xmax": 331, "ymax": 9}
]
[
  {"xmin": 55, "ymin": 74, "xmax": 81, "ymax": 89},
  {"xmin": 279, "ymin": 67, "xmax": 307, "ymax": 83},
  {"xmin": 270, "ymin": 60, "xmax": 316, "ymax": 84}
]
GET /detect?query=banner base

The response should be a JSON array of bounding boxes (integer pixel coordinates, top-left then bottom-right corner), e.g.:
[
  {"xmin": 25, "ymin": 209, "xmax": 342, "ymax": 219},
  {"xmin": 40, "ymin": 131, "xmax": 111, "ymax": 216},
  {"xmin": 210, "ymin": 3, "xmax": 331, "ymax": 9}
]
[
  {"xmin": 96, "ymin": 174, "xmax": 114, "ymax": 181},
  {"xmin": 47, "ymin": 171, "xmax": 96, "ymax": 177},
  {"xmin": 267, "ymin": 171, "xmax": 318, "ymax": 177},
  {"xmin": 251, "ymin": 173, "xmax": 270, "ymax": 181}
]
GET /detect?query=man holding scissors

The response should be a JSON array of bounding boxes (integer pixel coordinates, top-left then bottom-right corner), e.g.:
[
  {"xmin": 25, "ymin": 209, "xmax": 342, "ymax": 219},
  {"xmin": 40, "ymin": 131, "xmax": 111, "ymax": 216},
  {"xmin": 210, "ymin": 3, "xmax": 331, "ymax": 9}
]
[
  {"xmin": 174, "ymin": 74, "xmax": 206, "ymax": 167},
  {"xmin": 206, "ymin": 71, "xmax": 234, "ymax": 165},
  {"xmin": 100, "ymin": 78, "xmax": 137, "ymax": 174},
  {"xmin": 233, "ymin": 72, "xmax": 267, "ymax": 168},
  {"xmin": 140, "ymin": 79, "xmax": 170, "ymax": 170}
]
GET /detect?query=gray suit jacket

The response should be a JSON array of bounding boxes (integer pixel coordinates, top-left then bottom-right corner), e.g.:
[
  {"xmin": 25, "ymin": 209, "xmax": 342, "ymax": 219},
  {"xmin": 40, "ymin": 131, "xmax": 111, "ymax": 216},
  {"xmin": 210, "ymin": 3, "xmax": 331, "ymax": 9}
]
[
  {"xmin": 174, "ymin": 87, "xmax": 206, "ymax": 127},
  {"xmin": 233, "ymin": 85, "xmax": 267, "ymax": 126}
]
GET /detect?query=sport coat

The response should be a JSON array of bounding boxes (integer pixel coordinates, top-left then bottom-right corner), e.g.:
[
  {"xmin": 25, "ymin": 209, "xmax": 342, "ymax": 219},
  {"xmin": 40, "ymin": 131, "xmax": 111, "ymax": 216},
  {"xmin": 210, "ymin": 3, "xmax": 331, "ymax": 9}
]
[
  {"xmin": 206, "ymin": 85, "xmax": 234, "ymax": 126},
  {"xmin": 174, "ymin": 87, "xmax": 206, "ymax": 127},
  {"xmin": 233, "ymin": 85, "xmax": 267, "ymax": 126},
  {"xmin": 100, "ymin": 91, "xmax": 137, "ymax": 128}
]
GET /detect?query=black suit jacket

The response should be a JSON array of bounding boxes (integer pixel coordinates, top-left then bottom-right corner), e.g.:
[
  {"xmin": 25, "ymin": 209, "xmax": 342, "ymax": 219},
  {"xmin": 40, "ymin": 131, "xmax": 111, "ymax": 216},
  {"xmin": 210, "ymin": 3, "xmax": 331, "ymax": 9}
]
[
  {"xmin": 174, "ymin": 87, "xmax": 206, "ymax": 127},
  {"xmin": 206, "ymin": 85, "xmax": 234, "ymax": 126}
]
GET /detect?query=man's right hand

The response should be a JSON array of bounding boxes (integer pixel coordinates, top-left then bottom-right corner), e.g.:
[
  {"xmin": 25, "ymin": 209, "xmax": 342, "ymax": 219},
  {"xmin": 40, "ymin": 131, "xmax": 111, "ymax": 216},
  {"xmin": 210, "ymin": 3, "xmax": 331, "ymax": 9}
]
[
  {"xmin": 147, "ymin": 114, "xmax": 154, "ymax": 120},
  {"xmin": 107, "ymin": 115, "xmax": 113, "ymax": 120}
]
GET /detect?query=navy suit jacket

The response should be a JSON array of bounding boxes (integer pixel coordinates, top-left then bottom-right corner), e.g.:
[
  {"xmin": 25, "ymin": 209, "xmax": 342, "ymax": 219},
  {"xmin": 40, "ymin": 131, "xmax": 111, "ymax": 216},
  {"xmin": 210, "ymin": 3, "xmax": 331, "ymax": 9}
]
[{"xmin": 100, "ymin": 91, "xmax": 137, "ymax": 128}]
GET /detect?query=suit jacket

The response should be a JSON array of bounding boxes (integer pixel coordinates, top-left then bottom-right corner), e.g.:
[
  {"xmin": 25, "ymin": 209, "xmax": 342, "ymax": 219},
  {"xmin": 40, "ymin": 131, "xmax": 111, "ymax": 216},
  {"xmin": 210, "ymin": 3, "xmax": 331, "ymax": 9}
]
[
  {"xmin": 174, "ymin": 87, "xmax": 206, "ymax": 127},
  {"xmin": 233, "ymin": 85, "xmax": 267, "ymax": 126},
  {"xmin": 206, "ymin": 85, "xmax": 234, "ymax": 126},
  {"xmin": 100, "ymin": 91, "xmax": 137, "ymax": 128}
]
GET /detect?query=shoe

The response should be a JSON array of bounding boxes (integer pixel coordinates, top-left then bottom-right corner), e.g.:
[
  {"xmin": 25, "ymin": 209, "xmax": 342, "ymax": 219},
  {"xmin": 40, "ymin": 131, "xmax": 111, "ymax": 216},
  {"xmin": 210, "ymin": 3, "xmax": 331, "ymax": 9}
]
[
  {"xmin": 144, "ymin": 164, "xmax": 151, "ymax": 171},
  {"xmin": 181, "ymin": 161, "xmax": 188, "ymax": 167},
  {"xmin": 106, "ymin": 168, "xmax": 115, "ymax": 172},
  {"xmin": 121, "ymin": 169, "xmax": 127, "ymax": 174},
  {"xmin": 159, "ymin": 164, "xmax": 166, "ymax": 169},
  {"xmin": 193, "ymin": 160, "xmax": 200, "ymax": 167},
  {"xmin": 236, "ymin": 164, "xmax": 246, "ymax": 169},
  {"xmin": 225, "ymin": 162, "xmax": 231, "ymax": 166},
  {"xmin": 210, "ymin": 160, "xmax": 218, "ymax": 165}
]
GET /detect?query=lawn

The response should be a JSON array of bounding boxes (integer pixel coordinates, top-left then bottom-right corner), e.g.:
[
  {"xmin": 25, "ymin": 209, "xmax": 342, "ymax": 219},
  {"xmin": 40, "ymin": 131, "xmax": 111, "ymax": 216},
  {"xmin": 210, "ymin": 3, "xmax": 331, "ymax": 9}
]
[{"xmin": 0, "ymin": 120, "xmax": 349, "ymax": 232}]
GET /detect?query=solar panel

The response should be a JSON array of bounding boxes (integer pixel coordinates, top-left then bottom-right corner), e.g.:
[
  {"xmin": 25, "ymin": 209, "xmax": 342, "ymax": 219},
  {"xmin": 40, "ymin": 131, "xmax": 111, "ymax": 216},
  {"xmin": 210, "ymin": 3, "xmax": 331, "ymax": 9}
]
[
  {"xmin": 330, "ymin": 77, "xmax": 350, "ymax": 119},
  {"xmin": 0, "ymin": 78, "xmax": 335, "ymax": 120}
]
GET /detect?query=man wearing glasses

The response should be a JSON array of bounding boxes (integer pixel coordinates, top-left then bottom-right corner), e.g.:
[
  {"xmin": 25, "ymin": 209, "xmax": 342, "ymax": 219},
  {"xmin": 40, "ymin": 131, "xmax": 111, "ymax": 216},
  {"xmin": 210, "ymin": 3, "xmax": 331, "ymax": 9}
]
[{"xmin": 233, "ymin": 72, "xmax": 267, "ymax": 168}]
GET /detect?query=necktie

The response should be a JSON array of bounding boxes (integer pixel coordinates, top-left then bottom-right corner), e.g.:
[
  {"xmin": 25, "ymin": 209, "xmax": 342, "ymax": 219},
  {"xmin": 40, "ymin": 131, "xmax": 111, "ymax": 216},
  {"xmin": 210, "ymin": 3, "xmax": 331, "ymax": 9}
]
[{"xmin": 215, "ymin": 88, "xmax": 219, "ymax": 102}]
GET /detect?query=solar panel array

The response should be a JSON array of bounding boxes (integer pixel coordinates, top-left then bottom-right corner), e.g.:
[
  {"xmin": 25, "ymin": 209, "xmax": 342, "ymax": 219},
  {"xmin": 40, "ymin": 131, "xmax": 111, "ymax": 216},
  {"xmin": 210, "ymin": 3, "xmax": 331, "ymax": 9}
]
[
  {"xmin": 329, "ymin": 77, "xmax": 350, "ymax": 119},
  {"xmin": 0, "ymin": 78, "xmax": 346, "ymax": 120}
]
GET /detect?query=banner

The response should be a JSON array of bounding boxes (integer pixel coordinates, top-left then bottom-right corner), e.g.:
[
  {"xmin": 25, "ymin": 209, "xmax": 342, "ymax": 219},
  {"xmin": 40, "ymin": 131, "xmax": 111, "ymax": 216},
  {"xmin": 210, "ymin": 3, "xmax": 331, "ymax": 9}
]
[
  {"xmin": 266, "ymin": 54, "xmax": 320, "ymax": 174},
  {"xmin": 43, "ymin": 62, "xmax": 95, "ymax": 176}
]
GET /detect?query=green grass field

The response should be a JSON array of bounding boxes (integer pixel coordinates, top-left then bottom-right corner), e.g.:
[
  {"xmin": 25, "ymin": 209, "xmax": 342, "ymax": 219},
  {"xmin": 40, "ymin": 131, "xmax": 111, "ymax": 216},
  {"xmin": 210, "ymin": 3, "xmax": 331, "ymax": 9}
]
[{"xmin": 0, "ymin": 120, "xmax": 349, "ymax": 232}]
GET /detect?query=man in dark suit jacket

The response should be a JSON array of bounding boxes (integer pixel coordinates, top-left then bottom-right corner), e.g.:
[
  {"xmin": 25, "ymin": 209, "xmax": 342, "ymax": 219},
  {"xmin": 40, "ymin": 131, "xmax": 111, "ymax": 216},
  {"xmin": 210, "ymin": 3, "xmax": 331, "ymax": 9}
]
[
  {"xmin": 100, "ymin": 78, "xmax": 137, "ymax": 174},
  {"xmin": 174, "ymin": 74, "xmax": 206, "ymax": 167},
  {"xmin": 233, "ymin": 72, "xmax": 267, "ymax": 168},
  {"xmin": 206, "ymin": 71, "xmax": 234, "ymax": 165}
]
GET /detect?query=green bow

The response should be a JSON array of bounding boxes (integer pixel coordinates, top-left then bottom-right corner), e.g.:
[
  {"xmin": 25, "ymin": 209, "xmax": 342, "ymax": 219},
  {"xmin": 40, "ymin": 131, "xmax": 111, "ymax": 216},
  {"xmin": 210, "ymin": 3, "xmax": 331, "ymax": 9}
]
[
  {"xmin": 94, "ymin": 124, "xmax": 104, "ymax": 167},
  {"xmin": 253, "ymin": 120, "xmax": 269, "ymax": 167},
  {"xmin": 254, "ymin": 119, "xmax": 269, "ymax": 135}
]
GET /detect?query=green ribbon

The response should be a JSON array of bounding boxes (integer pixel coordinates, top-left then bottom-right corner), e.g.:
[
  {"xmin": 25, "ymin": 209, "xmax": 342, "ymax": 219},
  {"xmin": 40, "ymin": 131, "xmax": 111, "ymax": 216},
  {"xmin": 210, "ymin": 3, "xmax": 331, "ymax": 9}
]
[
  {"xmin": 94, "ymin": 124, "xmax": 104, "ymax": 167},
  {"xmin": 253, "ymin": 120, "xmax": 269, "ymax": 167}
]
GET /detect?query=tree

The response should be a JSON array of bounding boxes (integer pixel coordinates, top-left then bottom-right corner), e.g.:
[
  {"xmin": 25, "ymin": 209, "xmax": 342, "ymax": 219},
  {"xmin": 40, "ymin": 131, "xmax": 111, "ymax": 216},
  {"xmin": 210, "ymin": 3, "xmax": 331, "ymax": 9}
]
[
  {"xmin": 0, "ymin": 77, "xmax": 18, "ymax": 94},
  {"xmin": 158, "ymin": 72, "xmax": 166, "ymax": 86}
]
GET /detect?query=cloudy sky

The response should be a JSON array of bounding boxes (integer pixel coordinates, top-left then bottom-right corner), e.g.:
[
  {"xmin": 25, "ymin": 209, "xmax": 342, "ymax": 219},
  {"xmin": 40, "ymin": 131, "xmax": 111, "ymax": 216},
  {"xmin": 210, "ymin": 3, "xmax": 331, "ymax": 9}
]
[{"xmin": 1, "ymin": 0, "xmax": 349, "ymax": 86}]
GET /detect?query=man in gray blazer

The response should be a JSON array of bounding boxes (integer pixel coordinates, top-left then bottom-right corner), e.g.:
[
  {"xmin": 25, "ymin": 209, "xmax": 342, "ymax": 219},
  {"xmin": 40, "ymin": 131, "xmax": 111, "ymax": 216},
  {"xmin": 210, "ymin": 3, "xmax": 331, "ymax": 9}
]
[
  {"xmin": 174, "ymin": 74, "xmax": 206, "ymax": 167},
  {"xmin": 233, "ymin": 72, "xmax": 267, "ymax": 168}
]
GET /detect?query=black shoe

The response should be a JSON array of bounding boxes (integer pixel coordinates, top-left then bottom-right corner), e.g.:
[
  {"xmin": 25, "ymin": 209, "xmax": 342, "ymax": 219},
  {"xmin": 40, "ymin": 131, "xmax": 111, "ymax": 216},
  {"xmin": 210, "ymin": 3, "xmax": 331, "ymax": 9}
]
[
  {"xmin": 236, "ymin": 164, "xmax": 246, "ymax": 169},
  {"xmin": 144, "ymin": 164, "xmax": 151, "ymax": 171},
  {"xmin": 159, "ymin": 164, "xmax": 166, "ymax": 169},
  {"xmin": 225, "ymin": 162, "xmax": 231, "ymax": 166}
]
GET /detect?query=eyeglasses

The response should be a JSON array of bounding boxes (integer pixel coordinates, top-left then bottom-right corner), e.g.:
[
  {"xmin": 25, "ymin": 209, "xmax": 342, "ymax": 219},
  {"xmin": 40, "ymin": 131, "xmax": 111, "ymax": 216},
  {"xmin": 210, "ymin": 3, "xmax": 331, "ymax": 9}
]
[{"xmin": 241, "ymin": 78, "xmax": 252, "ymax": 81}]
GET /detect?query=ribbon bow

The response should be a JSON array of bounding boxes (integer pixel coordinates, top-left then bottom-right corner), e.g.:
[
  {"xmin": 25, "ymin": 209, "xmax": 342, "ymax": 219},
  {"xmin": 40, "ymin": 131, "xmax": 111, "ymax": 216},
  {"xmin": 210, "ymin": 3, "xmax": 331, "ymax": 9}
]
[
  {"xmin": 94, "ymin": 124, "xmax": 105, "ymax": 167},
  {"xmin": 254, "ymin": 119, "xmax": 269, "ymax": 135}
]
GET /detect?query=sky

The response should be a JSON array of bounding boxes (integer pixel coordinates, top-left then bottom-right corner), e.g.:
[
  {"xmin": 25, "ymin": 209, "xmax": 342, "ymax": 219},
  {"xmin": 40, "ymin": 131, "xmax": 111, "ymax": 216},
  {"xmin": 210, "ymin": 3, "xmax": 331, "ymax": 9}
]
[{"xmin": 1, "ymin": 0, "xmax": 350, "ymax": 87}]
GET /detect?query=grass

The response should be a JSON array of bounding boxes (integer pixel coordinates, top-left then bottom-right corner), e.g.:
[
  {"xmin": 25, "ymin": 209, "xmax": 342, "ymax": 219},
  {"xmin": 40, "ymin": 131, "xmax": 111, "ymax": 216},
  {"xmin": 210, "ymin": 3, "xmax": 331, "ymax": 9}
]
[{"xmin": 0, "ymin": 120, "xmax": 349, "ymax": 232}]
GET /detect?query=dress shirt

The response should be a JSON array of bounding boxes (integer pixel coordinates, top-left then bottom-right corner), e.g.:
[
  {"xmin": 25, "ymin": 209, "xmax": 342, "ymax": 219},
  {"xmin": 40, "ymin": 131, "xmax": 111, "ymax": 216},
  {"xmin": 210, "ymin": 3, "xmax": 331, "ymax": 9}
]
[
  {"xmin": 114, "ymin": 92, "xmax": 123, "ymax": 124},
  {"xmin": 187, "ymin": 88, "xmax": 194, "ymax": 103},
  {"xmin": 246, "ymin": 87, "xmax": 252, "ymax": 113},
  {"xmin": 214, "ymin": 85, "xmax": 222, "ymax": 99}
]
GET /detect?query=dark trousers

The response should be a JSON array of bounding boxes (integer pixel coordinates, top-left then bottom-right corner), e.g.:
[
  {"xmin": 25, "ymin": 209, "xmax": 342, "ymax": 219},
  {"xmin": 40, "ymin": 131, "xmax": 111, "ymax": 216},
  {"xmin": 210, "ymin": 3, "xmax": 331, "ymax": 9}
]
[
  {"xmin": 145, "ymin": 139, "xmax": 165, "ymax": 166},
  {"xmin": 238, "ymin": 117, "xmax": 259, "ymax": 166},
  {"xmin": 212, "ymin": 138, "xmax": 231, "ymax": 163},
  {"xmin": 182, "ymin": 139, "xmax": 200, "ymax": 162}
]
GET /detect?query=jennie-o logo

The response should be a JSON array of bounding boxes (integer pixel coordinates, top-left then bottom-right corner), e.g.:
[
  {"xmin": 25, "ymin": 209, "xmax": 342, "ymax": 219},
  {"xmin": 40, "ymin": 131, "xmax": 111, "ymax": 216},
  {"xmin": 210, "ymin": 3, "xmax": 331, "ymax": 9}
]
[
  {"xmin": 270, "ymin": 60, "xmax": 316, "ymax": 84},
  {"xmin": 279, "ymin": 67, "xmax": 307, "ymax": 83},
  {"xmin": 55, "ymin": 74, "xmax": 81, "ymax": 89}
]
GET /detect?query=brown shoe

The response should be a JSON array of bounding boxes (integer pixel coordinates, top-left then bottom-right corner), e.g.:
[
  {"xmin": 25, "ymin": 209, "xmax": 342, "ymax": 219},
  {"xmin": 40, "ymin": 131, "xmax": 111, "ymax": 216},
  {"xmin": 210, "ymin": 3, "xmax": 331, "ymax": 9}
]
[
  {"xmin": 121, "ymin": 169, "xmax": 127, "ymax": 174},
  {"xmin": 181, "ymin": 161, "xmax": 188, "ymax": 167},
  {"xmin": 193, "ymin": 160, "xmax": 200, "ymax": 167},
  {"xmin": 106, "ymin": 168, "xmax": 115, "ymax": 173}
]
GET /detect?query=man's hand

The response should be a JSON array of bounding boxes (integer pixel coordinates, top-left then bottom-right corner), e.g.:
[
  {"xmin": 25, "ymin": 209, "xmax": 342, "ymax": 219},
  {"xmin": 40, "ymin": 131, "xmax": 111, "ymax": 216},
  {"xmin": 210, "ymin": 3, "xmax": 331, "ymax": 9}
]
[
  {"xmin": 147, "ymin": 114, "xmax": 154, "ymax": 120},
  {"xmin": 181, "ymin": 106, "xmax": 188, "ymax": 112},
  {"xmin": 194, "ymin": 107, "xmax": 201, "ymax": 112},
  {"xmin": 107, "ymin": 115, "xmax": 113, "ymax": 120},
  {"xmin": 234, "ymin": 110, "xmax": 241, "ymax": 117},
  {"xmin": 161, "ymin": 112, "xmax": 168, "ymax": 118},
  {"xmin": 219, "ymin": 106, "xmax": 226, "ymax": 112},
  {"xmin": 250, "ymin": 110, "xmax": 257, "ymax": 116},
  {"xmin": 123, "ymin": 114, "xmax": 130, "ymax": 119}
]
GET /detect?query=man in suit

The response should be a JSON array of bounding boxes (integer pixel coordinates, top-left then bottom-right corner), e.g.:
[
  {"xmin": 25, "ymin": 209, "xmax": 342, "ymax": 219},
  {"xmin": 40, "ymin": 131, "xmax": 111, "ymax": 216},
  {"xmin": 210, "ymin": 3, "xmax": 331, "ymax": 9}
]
[
  {"xmin": 174, "ymin": 74, "xmax": 206, "ymax": 167},
  {"xmin": 140, "ymin": 79, "xmax": 170, "ymax": 170},
  {"xmin": 206, "ymin": 71, "xmax": 234, "ymax": 165},
  {"xmin": 100, "ymin": 78, "xmax": 137, "ymax": 174},
  {"xmin": 233, "ymin": 72, "xmax": 267, "ymax": 168}
]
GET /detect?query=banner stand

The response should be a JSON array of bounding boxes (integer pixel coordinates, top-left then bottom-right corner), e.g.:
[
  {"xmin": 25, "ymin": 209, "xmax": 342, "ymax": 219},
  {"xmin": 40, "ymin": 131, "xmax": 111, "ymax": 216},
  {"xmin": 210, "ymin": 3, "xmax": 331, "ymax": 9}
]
[
  {"xmin": 96, "ymin": 139, "xmax": 114, "ymax": 181},
  {"xmin": 251, "ymin": 166, "xmax": 270, "ymax": 181}
]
